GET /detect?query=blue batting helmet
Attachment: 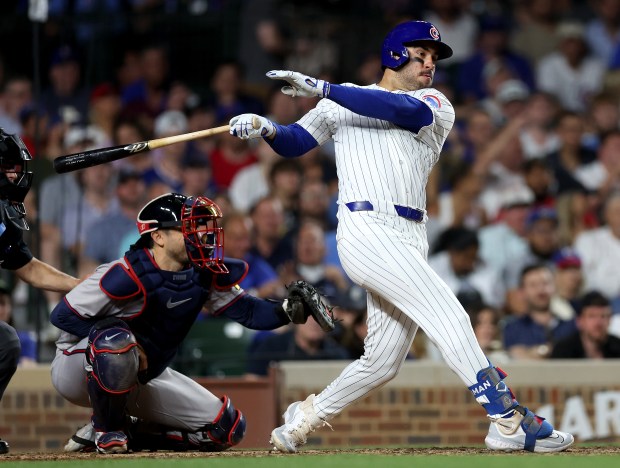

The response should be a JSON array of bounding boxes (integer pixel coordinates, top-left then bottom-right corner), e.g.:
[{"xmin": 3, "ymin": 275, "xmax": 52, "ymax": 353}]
[{"xmin": 381, "ymin": 20, "xmax": 453, "ymax": 69}]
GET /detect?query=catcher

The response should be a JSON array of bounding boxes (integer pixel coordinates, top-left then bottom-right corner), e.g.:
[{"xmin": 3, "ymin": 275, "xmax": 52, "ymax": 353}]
[{"xmin": 50, "ymin": 193, "xmax": 334, "ymax": 454}]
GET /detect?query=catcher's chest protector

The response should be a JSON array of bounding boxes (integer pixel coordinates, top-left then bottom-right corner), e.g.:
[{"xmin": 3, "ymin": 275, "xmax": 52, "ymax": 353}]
[{"xmin": 107, "ymin": 248, "xmax": 212, "ymax": 379}]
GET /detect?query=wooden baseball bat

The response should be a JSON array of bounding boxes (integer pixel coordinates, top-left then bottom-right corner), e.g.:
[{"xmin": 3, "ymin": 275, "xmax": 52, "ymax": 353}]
[{"xmin": 53, "ymin": 117, "xmax": 261, "ymax": 174}]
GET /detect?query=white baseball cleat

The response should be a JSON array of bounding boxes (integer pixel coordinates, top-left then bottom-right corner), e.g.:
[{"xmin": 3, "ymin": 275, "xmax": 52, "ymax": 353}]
[
  {"xmin": 269, "ymin": 394, "xmax": 329, "ymax": 453},
  {"xmin": 485, "ymin": 409, "xmax": 574, "ymax": 453},
  {"xmin": 64, "ymin": 421, "xmax": 96, "ymax": 452}
]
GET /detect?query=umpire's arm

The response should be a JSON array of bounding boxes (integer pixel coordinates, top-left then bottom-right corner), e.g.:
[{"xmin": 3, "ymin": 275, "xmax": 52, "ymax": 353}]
[{"xmin": 15, "ymin": 257, "xmax": 80, "ymax": 293}]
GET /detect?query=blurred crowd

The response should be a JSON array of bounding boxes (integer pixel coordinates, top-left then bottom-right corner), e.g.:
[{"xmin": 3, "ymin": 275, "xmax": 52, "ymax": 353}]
[{"xmin": 2, "ymin": 0, "xmax": 620, "ymax": 372}]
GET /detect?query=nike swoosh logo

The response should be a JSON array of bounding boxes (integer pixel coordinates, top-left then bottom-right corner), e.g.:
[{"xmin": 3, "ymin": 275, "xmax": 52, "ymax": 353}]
[
  {"xmin": 104, "ymin": 332, "xmax": 122, "ymax": 341},
  {"xmin": 166, "ymin": 297, "xmax": 192, "ymax": 308}
]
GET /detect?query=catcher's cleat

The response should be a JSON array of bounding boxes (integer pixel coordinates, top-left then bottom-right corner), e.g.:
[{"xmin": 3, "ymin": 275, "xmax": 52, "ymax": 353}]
[
  {"xmin": 485, "ymin": 408, "xmax": 574, "ymax": 453},
  {"xmin": 270, "ymin": 394, "xmax": 330, "ymax": 453},
  {"xmin": 0, "ymin": 438, "xmax": 9, "ymax": 454},
  {"xmin": 64, "ymin": 421, "xmax": 96, "ymax": 452},
  {"xmin": 95, "ymin": 431, "xmax": 128, "ymax": 454}
]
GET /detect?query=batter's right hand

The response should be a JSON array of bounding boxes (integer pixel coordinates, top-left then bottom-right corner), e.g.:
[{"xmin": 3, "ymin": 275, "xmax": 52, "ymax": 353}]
[{"xmin": 229, "ymin": 114, "xmax": 275, "ymax": 140}]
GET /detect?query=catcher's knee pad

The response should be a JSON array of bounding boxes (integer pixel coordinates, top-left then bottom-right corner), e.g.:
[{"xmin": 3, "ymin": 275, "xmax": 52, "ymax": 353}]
[
  {"xmin": 468, "ymin": 365, "xmax": 518, "ymax": 417},
  {"xmin": 203, "ymin": 396, "xmax": 246, "ymax": 451},
  {"xmin": 87, "ymin": 318, "xmax": 139, "ymax": 393}
]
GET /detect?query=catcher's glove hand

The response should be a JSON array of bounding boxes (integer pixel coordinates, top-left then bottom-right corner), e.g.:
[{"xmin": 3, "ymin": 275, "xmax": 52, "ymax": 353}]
[{"xmin": 284, "ymin": 280, "xmax": 335, "ymax": 332}]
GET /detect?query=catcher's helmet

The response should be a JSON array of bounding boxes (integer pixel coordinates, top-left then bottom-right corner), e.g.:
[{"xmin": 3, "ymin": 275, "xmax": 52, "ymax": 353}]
[
  {"xmin": 136, "ymin": 193, "xmax": 227, "ymax": 273},
  {"xmin": 381, "ymin": 20, "xmax": 453, "ymax": 70},
  {"xmin": 0, "ymin": 127, "xmax": 34, "ymax": 230}
]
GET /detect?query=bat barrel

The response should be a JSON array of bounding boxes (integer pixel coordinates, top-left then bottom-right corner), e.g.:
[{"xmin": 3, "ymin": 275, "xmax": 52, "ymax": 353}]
[{"xmin": 53, "ymin": 143, "xmax": 145, "ymax": 173}]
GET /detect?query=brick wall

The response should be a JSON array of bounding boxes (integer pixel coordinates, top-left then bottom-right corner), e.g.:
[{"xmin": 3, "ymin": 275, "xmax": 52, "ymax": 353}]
[{"xmin": 0, "ymin": 369, "xmax": 91, "ymax": 452}]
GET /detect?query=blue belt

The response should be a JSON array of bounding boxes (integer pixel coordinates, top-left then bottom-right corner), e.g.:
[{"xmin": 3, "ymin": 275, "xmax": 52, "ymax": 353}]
[{"xmin": 345, "ymin": 201, "xmax": 424, "ymax": 223}]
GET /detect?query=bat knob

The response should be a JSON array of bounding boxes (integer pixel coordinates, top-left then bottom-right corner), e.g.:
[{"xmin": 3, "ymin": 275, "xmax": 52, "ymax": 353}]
[{"xmin": 252, "ymin": 116, "xmax": 262, "ymax": 130}]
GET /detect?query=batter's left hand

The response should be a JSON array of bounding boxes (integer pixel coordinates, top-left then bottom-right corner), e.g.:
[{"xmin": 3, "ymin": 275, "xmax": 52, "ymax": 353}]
[{"xmin": 267, "ymin": 70, "xmax": 330, "ymax": 98}]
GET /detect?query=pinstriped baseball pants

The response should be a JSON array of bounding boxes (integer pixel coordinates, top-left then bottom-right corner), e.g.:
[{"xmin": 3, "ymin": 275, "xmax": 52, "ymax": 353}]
[{"xmin": 314, "ymin": 209, "xmax": 489, "ymax": 420}]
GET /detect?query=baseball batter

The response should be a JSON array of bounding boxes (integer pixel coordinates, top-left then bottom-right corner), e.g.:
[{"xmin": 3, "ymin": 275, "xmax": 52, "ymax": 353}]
[
  {"xmin": 229, "ymin": 21, "xmax": 574, "ymax": 453},
  {"xmin": 50, "ymin": 193, "xmax": 324, "ymax": 454}
]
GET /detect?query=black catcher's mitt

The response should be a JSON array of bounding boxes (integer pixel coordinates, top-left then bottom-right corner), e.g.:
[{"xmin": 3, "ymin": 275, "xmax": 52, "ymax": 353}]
[{"xmin": 284, "ymin": 280, "xmax": 335, "ymax": 332}]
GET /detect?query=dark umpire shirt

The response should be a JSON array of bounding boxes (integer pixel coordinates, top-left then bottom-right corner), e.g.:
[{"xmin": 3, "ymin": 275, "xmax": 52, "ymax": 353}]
[
  {"xmin": 550, "ymin": 332, "xmax": 620, "ymax": 358},
  {"xmin": 0, "ymin": 217, "xmax": 33, "ymax": 269}
]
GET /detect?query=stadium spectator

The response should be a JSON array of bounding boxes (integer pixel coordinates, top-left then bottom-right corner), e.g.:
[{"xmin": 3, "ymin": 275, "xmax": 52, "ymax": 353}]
[
  {"xmin": 430, "ymin": 159, "xmax": 486, "ymax": 235},
  {"xmin": 457, "ymin": 14, "xmax": 535, "ymax": 103},
  {"xmin": 245, "ymin": 318, "xmax": 348, "ymax": 377},
  {"xmin": 504, "ymin": 207, "xmax": 561, "ymax": 313},
  {"xmin": 39, "ymin": 125, "xmax": 108, "ymax": 278},
  {"xmin": 536, "ymin": 21, "xmax": 606, "ymax": 113},
  {"xmin": 503, "ymin": 264, "xmax": 576, "ymax": 359},
  {"xmin": 88, "ymin": 83, "xmax": 121, "ymax": 146},
  {"xmin": 523, "ymin": 159, "xmax": 556, "ymax": 209},
  {"xmin": 544, "ymin": 111, "xmax": 598, "ymax": 195},
  {"xmin": 551, "ymin": 248, "xmax": 584, "ymax": 320},
  {"xmin": 330, "ymin": 284, "xmax": 368, "ymax": 360},
  {"xmin": 483, "ymin": 79, "xmax": 530, "ymax": 127},
  {"xmin": 280, "ymin": 219, "xmax": 348, "ymax": 302},
  {"xmin": 229, "ymin": 139, "xmax": 280, "ymax": 213},
  {"xmin": 142, "ymin": 110, "xmax": 191, "ymax": 192},
  {"xmin": 0, "ymin": 75, "xmax": 33, "ymax": 135},
  {"xmin": 478, "ymin": 187, "xmax": 532, "ymax": 279},
  {"xmin": 112, "ymin": 118, "xmax": 154, "ymax": 174},
  {"xmin": 583, "ymin": 92, "xmax": 620, "ymax": 151},
  {"xmin": 267, "ymin": 158, "xmax": 303, "ymax": 229},
  {"xmin": 249, "ymin": 196, "xmax": 294, "ymax": 273},
  {"xmin": 587, "ymin": 130, "xmax": 620, "ymax": 200},
  {"xmin": 79, "ymin": 167, "xmax": 147, "ymax": 277},
  {"xmin": 468, "ymin": 304, "xmax": 510, "ymax": 364},
  {"xmin": 221, "ymin": 212, "xmax": 283, "ymax": 299},
  {"xmin": 209, "ymin": 133, "xmax": 259, "ymax": 193},
  {"xmin": 510, "ymin": 0, "xmax": 563, "ymax": 65},
  {"xmin": 551, "ymin": 290, "xmax": 620, "ymax": 358},
  {"xmin": 475, "ymin": 112, "xmax": 530, "ymax": 220},
  {"xmin": 574, "ymin": 191, "xmax": 620, "ymax": 302},
  {"xmin": 41, "ymin": 44, "xmax": 90, "ymax": 126},
  {"xmin": 207, "ymin": 61, "xmax": 265, "ymax": 124},
  {"xmin": 179, "ymin": 157, "xmax": 213, "ymax": 198},
  {"xmin": 423, "ymin": 0, "xmax": 478, "ymax": 66},
  {"xmin": 586, "ymin": 0, "xmax": 620, "ymax": 66},
  {"xmin": 429, "ymin": 227, "xmax": 505, "ymax": 309},
  {"xmin": 121, "ymin": 43, "xmax": 172, "ymax": 120},
  {"xmin": 518, "ymin": 91, "xmax": 561, "ymax": 160}
]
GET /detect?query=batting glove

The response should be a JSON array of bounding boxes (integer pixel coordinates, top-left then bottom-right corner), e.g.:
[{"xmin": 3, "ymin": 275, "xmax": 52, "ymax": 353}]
[
  {"xmin": 229, "ymin": 114, "xmax": 275, "ymax": 140},
  {"xmin": 267, "ymin": 70, "xmax": 330, "ymax": 98}
]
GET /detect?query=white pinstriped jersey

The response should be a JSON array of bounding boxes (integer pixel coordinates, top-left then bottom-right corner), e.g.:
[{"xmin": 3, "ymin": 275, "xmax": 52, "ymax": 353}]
[{"xmin": 298, "ymin": 84, "xmax": 455, "ymax": 213}]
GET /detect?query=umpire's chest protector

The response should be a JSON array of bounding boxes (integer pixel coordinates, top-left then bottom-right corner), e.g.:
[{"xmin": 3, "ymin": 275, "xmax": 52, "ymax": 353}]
[{"xmin": 100, "ymin": 248, "xmax": 212, "ymax": 379}]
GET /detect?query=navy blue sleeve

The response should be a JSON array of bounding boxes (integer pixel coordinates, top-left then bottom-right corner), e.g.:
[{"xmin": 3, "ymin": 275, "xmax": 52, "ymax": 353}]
[
  {"xmin": 221, "ymin": 294, "xmax": 290, "ymax": 330},
  {"xmin": 267, "ymin": 123, "xmax": 319, "ymax": 158},
  {"xmin": 50, "ymin": 298, "xmax": 97, "ymax": 338},
  {"xmin": 328, "ymin": 84, "xmax": 433, "ymax": 132}
]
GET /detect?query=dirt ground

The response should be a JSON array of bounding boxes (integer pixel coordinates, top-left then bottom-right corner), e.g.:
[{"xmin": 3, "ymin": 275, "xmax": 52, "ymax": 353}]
[{"xmin": 5, "ymin": 446, "xmax": 620, "ymax": 461}]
